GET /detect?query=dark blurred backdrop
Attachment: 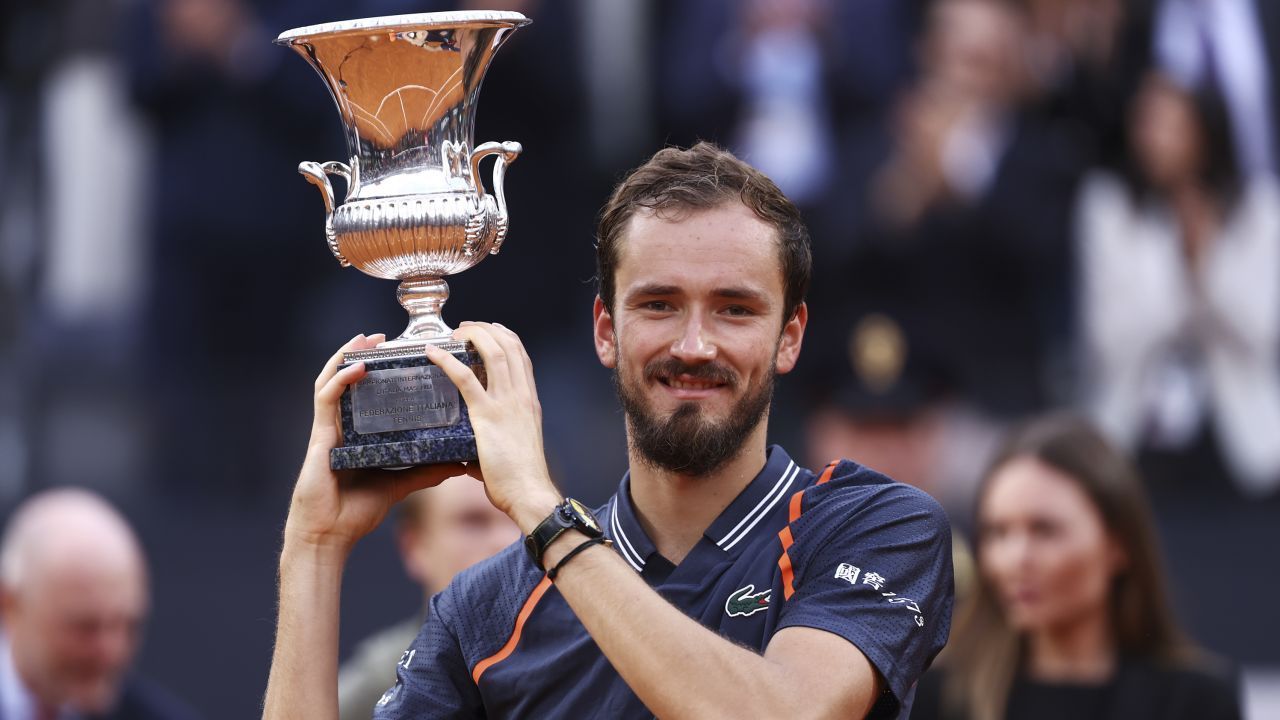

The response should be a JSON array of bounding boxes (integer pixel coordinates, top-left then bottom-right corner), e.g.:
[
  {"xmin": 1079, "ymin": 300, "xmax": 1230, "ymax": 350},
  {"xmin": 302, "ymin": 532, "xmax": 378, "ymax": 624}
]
[{"xmin": 2, "ymin": 0, "xmax": 1279, "ymax": 716}]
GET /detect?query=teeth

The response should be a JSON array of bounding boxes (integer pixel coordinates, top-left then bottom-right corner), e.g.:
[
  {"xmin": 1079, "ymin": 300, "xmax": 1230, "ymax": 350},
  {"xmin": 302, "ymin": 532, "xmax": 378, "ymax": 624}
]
[{"xmin": 668, "ymin": 379, "xmax": 716, "ymax": 390}]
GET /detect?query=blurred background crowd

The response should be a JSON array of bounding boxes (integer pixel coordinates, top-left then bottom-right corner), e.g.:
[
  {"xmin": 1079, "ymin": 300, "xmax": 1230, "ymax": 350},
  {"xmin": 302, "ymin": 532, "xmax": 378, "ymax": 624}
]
[{"xmin": 1, "ymin": 0, "xmax": 1278, "ymax": 716}]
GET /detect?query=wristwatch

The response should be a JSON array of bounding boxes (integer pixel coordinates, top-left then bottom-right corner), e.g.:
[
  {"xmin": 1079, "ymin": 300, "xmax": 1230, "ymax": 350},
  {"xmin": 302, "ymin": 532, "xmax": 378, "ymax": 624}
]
[{"xmin": 525, "ymin": 498, "xmax": 604, "ymax": 569}]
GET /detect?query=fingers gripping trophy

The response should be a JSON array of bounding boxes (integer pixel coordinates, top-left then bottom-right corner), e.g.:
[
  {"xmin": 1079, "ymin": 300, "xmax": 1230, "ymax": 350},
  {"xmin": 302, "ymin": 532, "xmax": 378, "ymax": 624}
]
[{"xmin": 276, "ymin": 12, "xmax": 530, "ymax": 469}]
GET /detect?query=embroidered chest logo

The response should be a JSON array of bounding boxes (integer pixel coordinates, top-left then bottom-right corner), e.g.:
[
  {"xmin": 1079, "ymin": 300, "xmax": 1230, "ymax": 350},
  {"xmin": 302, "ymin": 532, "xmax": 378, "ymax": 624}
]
[{"xmin": 725, "ymin": 584, "xmax": 771, "ymax": 617}]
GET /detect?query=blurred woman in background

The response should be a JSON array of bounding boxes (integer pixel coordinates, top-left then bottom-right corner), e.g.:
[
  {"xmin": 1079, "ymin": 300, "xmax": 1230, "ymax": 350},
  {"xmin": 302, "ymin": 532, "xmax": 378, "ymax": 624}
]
[
  {"xmin": 911, "ymin": 414, "xmax": 1239, "ymax": 719},
  {"xmin": 1076, "ymin": 71, "xmax": 1280, "ymax": 498}
]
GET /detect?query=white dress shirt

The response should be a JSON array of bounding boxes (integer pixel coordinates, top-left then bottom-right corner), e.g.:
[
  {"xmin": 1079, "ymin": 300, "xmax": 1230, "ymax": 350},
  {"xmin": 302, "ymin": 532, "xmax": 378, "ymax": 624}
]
[{"xmin": 1077, "ymin": 172, "xmax": 1280, "ymax": 496}]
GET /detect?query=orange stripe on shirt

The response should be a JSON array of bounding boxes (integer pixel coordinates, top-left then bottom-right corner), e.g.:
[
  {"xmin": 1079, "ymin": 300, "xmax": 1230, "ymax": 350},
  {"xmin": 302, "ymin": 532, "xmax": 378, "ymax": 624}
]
[
  {"xmin": 778, "ymin": 526, "xmax": 798, "ymax": 600},
  {"xmin": 816, "ymin": 460, "xmax": 838, "ymax": 485},
  {"xmin": 787, "ymin": 489, "xmax": 804, "ymax": 524},
  {"xmin": 776, "ymin": 460, "xmax": 840, "ymax": 600},
  {"xmin": 471, "ymin": 575, "xmax": 553, "ymax": 684}
]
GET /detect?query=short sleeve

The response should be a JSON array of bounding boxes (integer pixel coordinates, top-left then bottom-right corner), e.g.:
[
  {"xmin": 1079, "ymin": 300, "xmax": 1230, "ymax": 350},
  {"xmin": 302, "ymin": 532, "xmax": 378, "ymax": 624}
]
[
  {"xmin": 776, "ymin": 470, "xmax": 954, "ymax": 718},
  {"xmin": 372, "ymin": 588, "xmax": 485, "ymax": 719}
]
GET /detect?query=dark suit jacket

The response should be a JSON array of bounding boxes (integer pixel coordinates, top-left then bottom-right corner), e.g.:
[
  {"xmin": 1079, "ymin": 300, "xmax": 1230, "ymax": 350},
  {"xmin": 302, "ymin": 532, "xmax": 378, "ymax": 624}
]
[
  {"xmin": 910, "ymin": 657, "xmax": 1241, "ymax": 720},
  {"xmin": 87, "ymin": 675, "xmax": 201, "ymax": 720}
]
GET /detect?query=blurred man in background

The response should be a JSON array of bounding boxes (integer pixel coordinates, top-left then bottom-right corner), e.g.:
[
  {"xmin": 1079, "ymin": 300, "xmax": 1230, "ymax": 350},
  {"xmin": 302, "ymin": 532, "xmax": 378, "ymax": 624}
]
[
  {"xmin": 0, "ymin": 488, "xmax": 197, "ymax": 720},
  {"xmin": 337, "ymin": 476, "xmax": 519, "ymax": 720}
]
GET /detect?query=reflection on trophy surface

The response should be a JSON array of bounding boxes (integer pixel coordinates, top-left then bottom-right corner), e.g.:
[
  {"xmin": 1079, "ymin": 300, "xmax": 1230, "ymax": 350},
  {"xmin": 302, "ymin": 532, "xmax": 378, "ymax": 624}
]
[{"xmin": 276, "ymin": 11, "xmax": 530, "ymax": 470}]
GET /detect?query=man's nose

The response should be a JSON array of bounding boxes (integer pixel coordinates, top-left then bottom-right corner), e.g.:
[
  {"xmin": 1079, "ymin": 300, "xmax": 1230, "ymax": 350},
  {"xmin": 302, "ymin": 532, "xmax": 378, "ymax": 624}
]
[
  {"xmin": 92, "ymin": 621, "xmax": 136, "ymax": 670},
  {"xmin": 670, "ymin": 315, "xmax": 717, "ymax": 362}
]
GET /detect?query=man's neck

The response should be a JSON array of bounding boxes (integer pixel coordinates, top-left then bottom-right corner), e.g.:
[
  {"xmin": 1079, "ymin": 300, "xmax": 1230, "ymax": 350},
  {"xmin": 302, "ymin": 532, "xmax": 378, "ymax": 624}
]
[{"xmin": 626, "ymin": 425, "xmax": 770, "ymax": 566}]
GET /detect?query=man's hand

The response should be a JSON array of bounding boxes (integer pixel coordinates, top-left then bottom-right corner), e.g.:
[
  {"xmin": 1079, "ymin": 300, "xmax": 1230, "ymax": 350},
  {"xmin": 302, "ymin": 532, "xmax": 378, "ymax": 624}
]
[
  {"xmin": 285, "ymin": 333, "xmax": 466, "ymax": 555},
  {"xmin": 423, "ymin": 322, "xmax": 561, "ymax": 533},
  {"xmin": 265, "ymin": 333, "xmax": 475, "ymax": 720}
]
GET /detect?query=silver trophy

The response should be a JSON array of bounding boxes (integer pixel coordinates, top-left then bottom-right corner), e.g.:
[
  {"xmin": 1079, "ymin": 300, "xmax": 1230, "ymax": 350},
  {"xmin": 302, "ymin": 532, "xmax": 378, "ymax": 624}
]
[{"xmin": 276, "ymin": 11, "xmax": 529, "ymax": 469}]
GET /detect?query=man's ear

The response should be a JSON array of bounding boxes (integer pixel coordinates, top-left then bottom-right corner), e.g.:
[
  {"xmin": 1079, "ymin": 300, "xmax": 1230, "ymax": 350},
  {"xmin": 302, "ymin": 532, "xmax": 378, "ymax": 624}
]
[
  {"xmin": 397, "ymin": 526, "xmax": 428, "ymax": 586},
  {"xmin": 775, "ymin": 302, "xmax": 808, "ymax": 375},
  {"xmin": 593, "ymin": 296, "xmax": 618, "ymax": 368}
]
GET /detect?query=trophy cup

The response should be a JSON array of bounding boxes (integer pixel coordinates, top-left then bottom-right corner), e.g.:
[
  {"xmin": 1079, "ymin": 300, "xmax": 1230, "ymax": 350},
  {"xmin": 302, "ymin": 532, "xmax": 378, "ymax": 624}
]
[{"xmin": 276, "ymin": 11, "xmax": 530, "ymax": 469}]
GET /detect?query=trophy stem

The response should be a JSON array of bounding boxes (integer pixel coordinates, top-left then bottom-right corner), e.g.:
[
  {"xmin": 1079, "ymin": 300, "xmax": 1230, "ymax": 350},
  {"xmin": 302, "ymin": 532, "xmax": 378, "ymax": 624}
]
[{"xmin": 387, "ymin": 277, "xmax": 453, "ymax": 346}]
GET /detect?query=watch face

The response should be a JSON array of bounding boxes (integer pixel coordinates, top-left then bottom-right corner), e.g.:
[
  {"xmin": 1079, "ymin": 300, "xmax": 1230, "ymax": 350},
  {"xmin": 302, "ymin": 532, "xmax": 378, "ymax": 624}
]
[{"xmin": 566, "ymin": 498, "xmax": 601, "ymax": 532}]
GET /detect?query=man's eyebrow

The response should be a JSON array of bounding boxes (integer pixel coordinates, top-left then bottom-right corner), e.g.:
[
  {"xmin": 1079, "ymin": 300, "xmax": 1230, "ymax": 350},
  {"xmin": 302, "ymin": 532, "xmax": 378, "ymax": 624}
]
[
  {"xmin": 628, "ymin": 284, "xmax": 681, "ymax": 297},
  {"xmin": 713, "ymin": 287, "xmax": 768, "ymax": 302},
  {"xmin": 626, "ymin": 284, "xmax": 770, "ymax": 303}
]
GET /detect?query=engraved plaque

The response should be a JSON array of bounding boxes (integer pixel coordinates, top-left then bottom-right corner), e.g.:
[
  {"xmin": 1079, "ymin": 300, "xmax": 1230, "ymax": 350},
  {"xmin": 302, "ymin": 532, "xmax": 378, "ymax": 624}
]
[{"xmin": 350, "ymin": 366, "xmax": 461, "ymax": 434}]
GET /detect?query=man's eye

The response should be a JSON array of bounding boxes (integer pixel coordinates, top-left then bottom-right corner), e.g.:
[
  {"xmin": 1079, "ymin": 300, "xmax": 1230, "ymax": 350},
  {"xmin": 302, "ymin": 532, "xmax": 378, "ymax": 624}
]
[
  {"xmin": 643, "ymin": 301, "xmax": 672, "ymax": 312},
  {"xmin": 724, "ymin": 305, "xmax": 753, "ymax": 316},
  {"xmin": 978, "ymin": 523, "xmax": 1006, "ymax": 542},
  {"xmin": 1029, "ymin": 519, "xmax": 1062, "ymax": 540}
]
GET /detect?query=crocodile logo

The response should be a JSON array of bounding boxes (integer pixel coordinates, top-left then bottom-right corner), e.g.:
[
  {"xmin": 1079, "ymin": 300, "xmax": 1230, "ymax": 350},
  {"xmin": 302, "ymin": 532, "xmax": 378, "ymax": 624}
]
[{"xmin": 725, "ymin": 584, "xmax": 771, "ymax": 618}]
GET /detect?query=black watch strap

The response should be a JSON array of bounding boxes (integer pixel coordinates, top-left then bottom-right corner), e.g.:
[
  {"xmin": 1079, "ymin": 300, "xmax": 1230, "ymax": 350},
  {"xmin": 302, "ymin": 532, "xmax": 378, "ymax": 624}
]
[{"xmin": 524, "ymin": 498, "xmax": 603, "ymax": 569}]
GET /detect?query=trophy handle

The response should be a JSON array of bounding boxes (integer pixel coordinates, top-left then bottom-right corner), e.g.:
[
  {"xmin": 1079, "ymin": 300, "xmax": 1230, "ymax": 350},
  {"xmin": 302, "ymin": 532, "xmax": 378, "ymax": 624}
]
[
  {"xmin": 299, "ymin": 160, "xmax": 353, "ymax": 267},
  {"xmin": 468, "ymin": 141, "xmax": 522, "ymax": 255}
]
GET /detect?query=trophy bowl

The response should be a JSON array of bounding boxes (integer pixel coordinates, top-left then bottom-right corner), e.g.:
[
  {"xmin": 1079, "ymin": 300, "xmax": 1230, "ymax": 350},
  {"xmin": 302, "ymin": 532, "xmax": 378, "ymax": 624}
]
[
  {"xmin": 277, "ymin": 11, "xmax": 529, "ymax": 346},
  {"xmin": 277, "ymin": 11, "xmax": 529, "ymax": 469}
]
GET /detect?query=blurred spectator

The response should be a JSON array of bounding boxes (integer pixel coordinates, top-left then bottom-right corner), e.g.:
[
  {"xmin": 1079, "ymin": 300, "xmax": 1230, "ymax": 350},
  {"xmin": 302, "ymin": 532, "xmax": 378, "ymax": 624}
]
[
  {"xmin": 820, "ymin": 0, "xmax": 1081, "ymax": 424},
  {"xmin": 579, "ymin": 0, "xmax": 655, "ymax": 175},
  {"xmin": 656, "ymin": 0, "xmax": 917, "ymax": 223},
  {"xmin": 718, "ymin": 0, "xmax": 839, "ymax": 206},
  {"xmin": 800, "ymin": 311, "xmax": 978, "ymax": 603},
  {"xmin": 870, "ymin": 0, "xmax": 1034, "ymax": 229},
  {"xmin": 1154, "ymin": 0, "xmax": 1280, "ymax": 176},
  {"xmin": 1, "ymin": 0, "xmax": 152, "ymax": 501},
  {"xmin": 1075, "ymin": 71, "xmax": 1280, "ymax": 497},
  {"xmin": 1019, "ymin": 0, "xmax": 1156, "ymax": 170},
  {"xmin": 337, "ymin": 476, "xmax": 518, "ymax": 720},
  {"xmin": 802, "ymin": 311, "xmax": 950, "ymax": 501},
  {"xmin": 0, "ymin": 488, "xmax": 198, "ymax": 719},
  {"xmin": 911, "ymin": 414, "xmax": 1240, "ymax": 720},
  {"xmin": 125, "ymin": 0, "xmax": 366, "ymax": 498}
]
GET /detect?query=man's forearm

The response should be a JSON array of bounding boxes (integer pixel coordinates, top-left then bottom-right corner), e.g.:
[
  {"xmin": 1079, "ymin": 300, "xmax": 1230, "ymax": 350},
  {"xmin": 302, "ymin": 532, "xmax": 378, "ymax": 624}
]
[
  {"xmin": 541, "ymin": 534, "xmax": 876, "ymax": 720},
  {"xmin": 262, "ymin": 539, "xmax": 349, "ymax": 720}
]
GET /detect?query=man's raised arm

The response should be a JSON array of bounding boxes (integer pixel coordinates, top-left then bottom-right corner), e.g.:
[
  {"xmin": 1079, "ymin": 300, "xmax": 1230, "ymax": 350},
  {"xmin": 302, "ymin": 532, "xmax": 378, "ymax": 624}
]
[{"xmin": 262, "ymin": 334, "xmax": 460, "ymax": 720}]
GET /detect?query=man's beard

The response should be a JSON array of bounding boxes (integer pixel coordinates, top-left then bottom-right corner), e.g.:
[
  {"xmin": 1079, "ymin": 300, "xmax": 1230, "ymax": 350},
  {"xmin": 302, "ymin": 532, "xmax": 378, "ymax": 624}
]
[{"xmin": 612, "ymin": 354, "xmax": 775, "ymax": 477}]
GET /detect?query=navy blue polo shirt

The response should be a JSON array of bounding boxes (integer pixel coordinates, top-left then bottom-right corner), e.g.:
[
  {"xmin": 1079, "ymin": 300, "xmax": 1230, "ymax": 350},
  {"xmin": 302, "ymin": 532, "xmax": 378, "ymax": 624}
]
[{"xmin": 373, "ymin": 446, "xmax": 953, "ymax": 719}]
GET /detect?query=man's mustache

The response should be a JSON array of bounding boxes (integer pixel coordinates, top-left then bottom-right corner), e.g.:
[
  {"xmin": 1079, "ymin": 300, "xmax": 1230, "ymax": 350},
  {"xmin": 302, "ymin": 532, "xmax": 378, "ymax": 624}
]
[{"xmin": 643, "ymin": 358, "xmax": 737, "ymax": 387}]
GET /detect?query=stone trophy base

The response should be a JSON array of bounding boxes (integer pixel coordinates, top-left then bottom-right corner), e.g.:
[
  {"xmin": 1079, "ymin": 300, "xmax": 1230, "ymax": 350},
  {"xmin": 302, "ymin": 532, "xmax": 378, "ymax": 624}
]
[{"xmin": 330, "ymin": 341, "xmax": 486, "ymax": 470}]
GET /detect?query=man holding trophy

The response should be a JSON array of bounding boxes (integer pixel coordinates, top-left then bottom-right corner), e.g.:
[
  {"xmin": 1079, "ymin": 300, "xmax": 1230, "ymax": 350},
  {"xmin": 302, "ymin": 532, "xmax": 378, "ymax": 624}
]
[{"xmin": 264, "ymin": 11, "xmax": 953, "ymax": 720}]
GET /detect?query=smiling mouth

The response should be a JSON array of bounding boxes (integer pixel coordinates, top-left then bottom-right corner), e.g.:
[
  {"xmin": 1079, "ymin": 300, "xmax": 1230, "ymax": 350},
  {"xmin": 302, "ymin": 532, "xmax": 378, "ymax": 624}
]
[
  {"xmin": 645, "ymin": 359, "xmax": 736, "ymax": 395},
  {"xmin": 659, "ymin": 376, "xmax": 726, "ymax": 391}
]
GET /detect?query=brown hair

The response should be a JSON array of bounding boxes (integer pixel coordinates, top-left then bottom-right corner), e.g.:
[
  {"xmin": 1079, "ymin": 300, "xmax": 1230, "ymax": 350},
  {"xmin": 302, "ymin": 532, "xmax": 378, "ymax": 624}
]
[
  {"xmin": 595, "ymin": 142, "xmax": 811, "ymax": 324},
  {"xmin": 943, "ymin": 414, "xmax": 1194, "ymax": 720}
]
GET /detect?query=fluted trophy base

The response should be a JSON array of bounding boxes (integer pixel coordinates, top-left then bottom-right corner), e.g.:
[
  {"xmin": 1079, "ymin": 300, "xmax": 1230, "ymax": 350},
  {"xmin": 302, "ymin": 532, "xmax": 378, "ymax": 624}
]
[{"xmin": 331, "ymin": 341, "xmax": 485, "ymax": 470}]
